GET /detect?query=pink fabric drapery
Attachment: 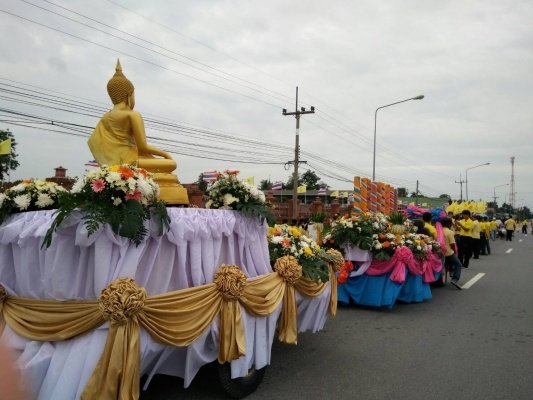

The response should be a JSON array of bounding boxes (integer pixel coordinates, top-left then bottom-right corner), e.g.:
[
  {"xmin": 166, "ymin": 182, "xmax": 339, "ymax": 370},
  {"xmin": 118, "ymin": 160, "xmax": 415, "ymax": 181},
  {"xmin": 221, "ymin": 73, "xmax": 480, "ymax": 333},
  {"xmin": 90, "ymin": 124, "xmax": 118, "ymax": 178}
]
[
  {"xmin": 365, "ymin": 246, "xmax": 417, "ymax": 283},
  {"xmin": 422, "ymin": 252, "xmax": 443, "ymax": 283}
]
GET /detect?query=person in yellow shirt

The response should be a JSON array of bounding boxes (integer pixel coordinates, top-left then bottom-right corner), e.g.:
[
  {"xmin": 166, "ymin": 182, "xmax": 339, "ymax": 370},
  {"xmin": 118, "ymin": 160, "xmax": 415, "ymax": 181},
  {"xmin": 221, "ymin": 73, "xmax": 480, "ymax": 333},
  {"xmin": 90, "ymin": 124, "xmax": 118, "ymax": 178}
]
[
  {"xmin": 480, "ymin": 216, "xmax": 491, "ymax": 255},
  {"xmin": 504, "ymin": 215, "xmax": 516, "ymax": 241},
  {"xmin": 422, "ymin": 212, "xmax": 437, "ymax": 239},
  {"xmin": 442, "ymin": 218, "xmax": 462, "ymax": 289},
  {"xmin": 471, "ymin": 215, "xmax": 481, "ymax": 259},
  {"xmin": 455, "ymin": 210, "xmax": 474, "ymax": 268}
]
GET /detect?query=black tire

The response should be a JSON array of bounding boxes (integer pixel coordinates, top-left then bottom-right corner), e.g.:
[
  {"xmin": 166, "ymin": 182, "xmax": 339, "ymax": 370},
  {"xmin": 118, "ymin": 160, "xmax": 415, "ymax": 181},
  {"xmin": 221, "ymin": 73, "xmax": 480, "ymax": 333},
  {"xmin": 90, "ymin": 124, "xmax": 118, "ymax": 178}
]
[{"xmin": 216, "ymin": 362, "xmax": 267, "ymax": 399}]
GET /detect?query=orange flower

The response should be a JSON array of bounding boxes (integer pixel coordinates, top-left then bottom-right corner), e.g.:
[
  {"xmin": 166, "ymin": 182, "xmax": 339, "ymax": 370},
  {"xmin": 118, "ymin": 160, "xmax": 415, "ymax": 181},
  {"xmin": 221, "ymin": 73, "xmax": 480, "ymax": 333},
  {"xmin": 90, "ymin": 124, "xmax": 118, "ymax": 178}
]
[
  {"xmin": 378, "ymin": 233, "xmax": 386, "ymax": 240},
  {"xmin": 382, "ymin": 241, "xmax": 391, "ymax": 248},
  {"xmin": 281, "ymin": 238, "xmax": 291, "ymax": 248},
  {"xmin": 119, "ymin": 167, "xmax": 134, "ymax": 180},
  {"xmin": 137, "ymin": 168, "xmax": 148, "ymax": 178}
]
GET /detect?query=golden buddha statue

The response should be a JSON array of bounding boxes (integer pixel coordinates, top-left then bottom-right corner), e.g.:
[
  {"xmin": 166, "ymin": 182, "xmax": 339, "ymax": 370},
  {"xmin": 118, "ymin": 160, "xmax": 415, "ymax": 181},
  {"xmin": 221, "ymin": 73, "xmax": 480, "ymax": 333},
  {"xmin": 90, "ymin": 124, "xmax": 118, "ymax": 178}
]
[{"xmin": 88, "ymin": 59, "xmax": 189, "ymax": 205}]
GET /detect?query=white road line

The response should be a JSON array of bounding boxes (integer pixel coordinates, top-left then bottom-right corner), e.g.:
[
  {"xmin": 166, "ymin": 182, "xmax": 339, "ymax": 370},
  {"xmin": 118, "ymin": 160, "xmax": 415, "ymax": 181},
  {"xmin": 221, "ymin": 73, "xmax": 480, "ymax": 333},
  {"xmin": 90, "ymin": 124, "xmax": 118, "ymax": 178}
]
[
  {"xmin": 461, "ymin": 273, "xmax": 486, "ymax": 290},
  {"xmin": 506, "ymin": 248, "xmax": 513, "ymax": 254}
]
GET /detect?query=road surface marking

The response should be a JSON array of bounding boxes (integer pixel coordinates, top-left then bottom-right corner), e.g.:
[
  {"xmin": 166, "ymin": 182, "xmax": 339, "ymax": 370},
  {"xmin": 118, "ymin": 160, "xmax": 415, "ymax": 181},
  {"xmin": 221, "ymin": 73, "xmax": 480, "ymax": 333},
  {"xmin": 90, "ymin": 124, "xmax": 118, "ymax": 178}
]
[
  {"xmin": 506, "ymin": 248, "xmax": 513, "ymax": 254},
  {"xmin": 461, "ymin": 273, "xmax": 485, "ymax": 290}
]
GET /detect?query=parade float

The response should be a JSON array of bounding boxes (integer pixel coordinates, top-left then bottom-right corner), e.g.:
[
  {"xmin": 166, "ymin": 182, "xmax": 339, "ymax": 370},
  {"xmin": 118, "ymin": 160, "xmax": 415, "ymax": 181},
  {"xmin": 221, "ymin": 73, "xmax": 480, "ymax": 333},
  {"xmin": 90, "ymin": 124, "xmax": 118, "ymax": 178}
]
[
  {"xmin": 0, "ymin": 61, "xmax": 338, "ymax": 400},
  {"xmin": 324, "ymin": 210, "xmax": 444, "ymax": 308}
]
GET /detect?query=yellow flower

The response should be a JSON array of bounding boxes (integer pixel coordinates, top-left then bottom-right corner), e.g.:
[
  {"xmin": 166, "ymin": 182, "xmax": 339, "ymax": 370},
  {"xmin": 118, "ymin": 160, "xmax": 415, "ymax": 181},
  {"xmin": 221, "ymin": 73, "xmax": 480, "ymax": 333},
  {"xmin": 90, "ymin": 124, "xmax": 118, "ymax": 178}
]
[
  {"xmin": 110, "ymin": 165, "xmax": 120, "ymax": 172},
  {"xmin": 289, "ymin": 227, "xmax": 301, "ymax": 237},
  {"xmin": 304, "ymin": 247, "xmax": 312, "ymax": 256}
]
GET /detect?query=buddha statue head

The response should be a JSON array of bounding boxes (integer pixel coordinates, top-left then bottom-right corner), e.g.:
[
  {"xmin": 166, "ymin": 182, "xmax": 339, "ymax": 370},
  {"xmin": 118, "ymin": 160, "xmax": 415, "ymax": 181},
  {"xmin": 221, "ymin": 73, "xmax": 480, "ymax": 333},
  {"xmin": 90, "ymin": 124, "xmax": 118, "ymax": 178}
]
[{"xmin": 107, "ymin": 59, "xmax": 135, "ymax": 107}]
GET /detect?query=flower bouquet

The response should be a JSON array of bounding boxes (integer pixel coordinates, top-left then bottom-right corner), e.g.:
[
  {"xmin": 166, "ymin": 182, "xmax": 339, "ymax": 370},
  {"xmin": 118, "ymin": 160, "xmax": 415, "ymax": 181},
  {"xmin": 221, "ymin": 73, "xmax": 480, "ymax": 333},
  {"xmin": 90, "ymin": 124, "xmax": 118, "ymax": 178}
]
[
  {"xmin": 205, "ymin": 170, "xmax": 274, "ymax": 224},
  {"xmin": 402, "ymin": 232, "xmax": 432, "ymax": 260},
  {"xmin": 371, "ymin": 231, "xmax": 399, "ymax": 260},
  {"xmin": 42, "ymin": 164, "xmax": 169, "ymax": 248},
  {"xmin": 0, "ymin": 179, "xmax": 67, "ymax": 224},
  {"xmin": 267, "ymin": 224, "xmax": 330, "ymax": 283}
]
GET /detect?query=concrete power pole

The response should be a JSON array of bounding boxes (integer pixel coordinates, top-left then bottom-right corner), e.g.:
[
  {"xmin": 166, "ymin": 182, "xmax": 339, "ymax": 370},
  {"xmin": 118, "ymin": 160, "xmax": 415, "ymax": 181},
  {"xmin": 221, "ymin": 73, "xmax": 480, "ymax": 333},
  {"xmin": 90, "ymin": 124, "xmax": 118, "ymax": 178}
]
[
  {"xmin": 283, "ymin": 87, "xmax": 315, "ymax": 221},
  {"xmin": 455, "ymin": 173, "xmax": 465, "ymax": 202},
  {"xmin": 509, "ymin": 156, "xmax": 515, "ymax": 211}
]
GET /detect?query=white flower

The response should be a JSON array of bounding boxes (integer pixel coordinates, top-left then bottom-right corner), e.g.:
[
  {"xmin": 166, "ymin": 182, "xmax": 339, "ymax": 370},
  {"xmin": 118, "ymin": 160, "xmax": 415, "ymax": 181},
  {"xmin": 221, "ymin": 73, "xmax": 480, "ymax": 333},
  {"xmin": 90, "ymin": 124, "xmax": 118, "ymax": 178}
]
[
  {"xmin": 271, "ymin": 236, "xmax": 283, "ymax": 244},
  {"xmin": 205, "ymin": 200, "xmax": 213, "ymax": 209},
  {"xmin": 137, "ymin": 178, "xmax": 155, "ymax": 198},
  {"xmin": 113, "ymin": 197, "xmax": 122, "ymax": 206},
  {"xmin": 36, "ymin": 193, "xmax": 53, "ymax": 208},
  {"xmin": 374, "ymin": 242, "xmax": 383, "ymax": 249},
  {"xmin": 10, "ymin": 183, "xmax": 26, "ymax": 192},
  {"xmin": 222, "ymin": 193, "xmax": 239, "ymax": 206},
  {"xmin": 416, "ymin": 245, "xmax": 422, "ymax": 251},
  {"xmin": 14, "ymin": 194, "xmax": 31, "ymax": 210},
  {"xmin": 71, "ymin": 178, "xmax": 85, "ymax": 193},
  {"xmin": 0, "ymin": 193, "xmax": 5, "ymax": 207}
]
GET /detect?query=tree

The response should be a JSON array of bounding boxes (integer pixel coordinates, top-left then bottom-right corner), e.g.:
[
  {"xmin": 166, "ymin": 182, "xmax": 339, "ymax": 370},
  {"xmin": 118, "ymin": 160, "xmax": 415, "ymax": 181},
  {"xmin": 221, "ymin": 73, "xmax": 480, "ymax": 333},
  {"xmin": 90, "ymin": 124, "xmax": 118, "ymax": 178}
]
[
  {"xmin": 284, "ymin": 170, "xmax": 323, "ymax": 190},
  {"xmin": 0, "ymin": 129, "xmax": 19, "ymax": 181},
  {"xmin": 196, "ymin": 173, "xmax": 208, "ymax": 192},
  {"xmin": 397, "ymin": 187, "xmax": 407, "ymax": 197},
  {"xmin": 439, "ymin": 194, "xmax": 451, "ymax": 199},
  {"xmin": 259, "ymin": 179, "xmax": 272, "ymax": 190},
  {"xmin": 301, "ymin": 170, "xmax": 321, "ymax": 190}
]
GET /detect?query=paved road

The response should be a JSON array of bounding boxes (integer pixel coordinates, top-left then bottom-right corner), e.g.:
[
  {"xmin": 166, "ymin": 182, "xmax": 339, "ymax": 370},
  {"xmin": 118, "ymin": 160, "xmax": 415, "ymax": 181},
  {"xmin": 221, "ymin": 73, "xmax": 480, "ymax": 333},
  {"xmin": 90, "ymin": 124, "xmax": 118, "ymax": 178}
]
[{"xmin": 141, "ymin": 236, "xmax": 533, "ymax": 400}]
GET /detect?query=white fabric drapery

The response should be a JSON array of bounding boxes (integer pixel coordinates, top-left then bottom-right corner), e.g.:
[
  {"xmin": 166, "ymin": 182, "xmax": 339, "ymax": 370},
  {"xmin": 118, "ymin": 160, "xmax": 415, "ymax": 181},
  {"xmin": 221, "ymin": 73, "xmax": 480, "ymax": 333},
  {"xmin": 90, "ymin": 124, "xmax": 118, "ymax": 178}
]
[{"xmin": 0, "ymin": 208, "xmax": 331, "ymax": 400}]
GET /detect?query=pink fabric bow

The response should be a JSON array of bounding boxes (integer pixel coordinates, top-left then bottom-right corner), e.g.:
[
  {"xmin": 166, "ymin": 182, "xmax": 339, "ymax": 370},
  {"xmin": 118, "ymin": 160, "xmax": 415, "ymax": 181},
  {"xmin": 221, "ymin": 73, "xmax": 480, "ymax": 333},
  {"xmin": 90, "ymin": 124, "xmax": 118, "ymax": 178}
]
[{"xmin": 366, "ymin": 246, "xmax": 415, "ymax": 283}]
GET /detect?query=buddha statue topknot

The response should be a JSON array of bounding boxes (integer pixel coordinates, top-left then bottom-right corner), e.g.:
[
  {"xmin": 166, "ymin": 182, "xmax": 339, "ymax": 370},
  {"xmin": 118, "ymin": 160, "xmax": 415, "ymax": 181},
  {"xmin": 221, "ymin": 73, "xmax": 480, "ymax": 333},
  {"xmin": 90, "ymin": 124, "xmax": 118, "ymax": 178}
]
[{"xmin": 88, "ymin": 59, "xmax": 189, "ymax": 205}]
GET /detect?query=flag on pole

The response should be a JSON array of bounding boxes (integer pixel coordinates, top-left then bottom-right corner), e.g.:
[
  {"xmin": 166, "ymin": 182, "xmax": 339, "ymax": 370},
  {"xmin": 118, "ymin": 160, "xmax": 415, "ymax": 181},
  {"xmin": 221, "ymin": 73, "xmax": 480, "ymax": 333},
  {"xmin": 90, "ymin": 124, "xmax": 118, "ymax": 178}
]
[
  {"xmin": 0, "ymin": 139, "xmax": 12, "ymax": 155},
  {"xmin": 318, "ymin": 187, "xmax": 327, "ymax": 196},
  {"xmin": 330, "ymin": 190, "xmax": 339, "ymax": 198},
  {"xmin": 84, "ymin": 160, "xmax": 99, "ymax": 167},
  {"xmin": 272, "ymin": 181, "xmax": 283, "ymax": 190},
  {"xmin": 297, "ymin": 185, "xmax": 307, "ymax": 194},
  {"xmin": 202, "ymin": 171, "xmax": 219, "ymax": 182},
  {"xmin": 245, "ymin": 177, "xmax": 255, "ymax": 185}
]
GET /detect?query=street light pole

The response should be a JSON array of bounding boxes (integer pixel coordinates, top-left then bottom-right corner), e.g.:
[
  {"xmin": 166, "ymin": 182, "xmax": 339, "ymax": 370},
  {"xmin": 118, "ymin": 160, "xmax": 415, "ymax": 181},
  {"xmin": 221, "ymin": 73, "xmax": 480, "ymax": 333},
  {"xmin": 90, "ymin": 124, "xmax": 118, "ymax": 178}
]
[
  {"xmin": 465, "ymin": 162, "xmax": 490, "ymax": 201},
  {"xmin": 373, "ymin": 95, "xmax": 424, "ymax": 181},
  {"xmin": 493, "ymin": 183, "xmax": 509, "ymax": 208}
]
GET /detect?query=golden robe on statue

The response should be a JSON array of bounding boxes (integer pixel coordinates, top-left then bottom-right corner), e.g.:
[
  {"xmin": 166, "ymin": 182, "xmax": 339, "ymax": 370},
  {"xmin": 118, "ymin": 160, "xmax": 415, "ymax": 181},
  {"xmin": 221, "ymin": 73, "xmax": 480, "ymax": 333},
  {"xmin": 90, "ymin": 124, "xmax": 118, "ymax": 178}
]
[{"xmin": 88, "ymin": 112, "xmax": 138, "ymax": 166}]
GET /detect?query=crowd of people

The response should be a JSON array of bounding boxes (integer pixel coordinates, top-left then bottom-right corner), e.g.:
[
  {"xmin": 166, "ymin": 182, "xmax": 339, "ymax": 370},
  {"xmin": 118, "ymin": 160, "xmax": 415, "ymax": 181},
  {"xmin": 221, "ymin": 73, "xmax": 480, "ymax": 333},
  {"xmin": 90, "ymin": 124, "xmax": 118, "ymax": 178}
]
[{"xmin": 436, "ymin": 212, "xmax": 529, "ymax": 290}]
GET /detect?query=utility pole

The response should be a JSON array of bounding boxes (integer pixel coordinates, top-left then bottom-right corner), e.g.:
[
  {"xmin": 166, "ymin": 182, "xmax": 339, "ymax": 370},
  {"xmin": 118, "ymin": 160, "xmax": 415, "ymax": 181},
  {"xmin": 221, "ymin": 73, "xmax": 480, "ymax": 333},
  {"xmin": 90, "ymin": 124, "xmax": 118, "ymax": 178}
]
[
  {"xmin": 415, "ymin": 180, "xmax": 419, "ymax": 206},
  {"xmin": 455, "ymin": 173, "xmax": 465, "ymax": 201},
  {"xmin": 283, "ymin": 87, "xmax": 315, "ymax": 221},
  {"xmin": 509, "ymin": 156, "xmax": 515, "ymax": 212}
]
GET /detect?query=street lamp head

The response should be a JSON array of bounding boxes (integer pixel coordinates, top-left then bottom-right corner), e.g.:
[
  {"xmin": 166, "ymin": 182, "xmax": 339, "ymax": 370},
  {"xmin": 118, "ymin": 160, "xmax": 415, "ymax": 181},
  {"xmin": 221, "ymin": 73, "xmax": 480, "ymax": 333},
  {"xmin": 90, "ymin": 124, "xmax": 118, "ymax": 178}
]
[
  {"xmin": 413, "ymin": 95, "xmax": 424, "ymax": 100},
  {"xmin": 484, "ymin": 162, "xmax": 491, "ymax": 166}
]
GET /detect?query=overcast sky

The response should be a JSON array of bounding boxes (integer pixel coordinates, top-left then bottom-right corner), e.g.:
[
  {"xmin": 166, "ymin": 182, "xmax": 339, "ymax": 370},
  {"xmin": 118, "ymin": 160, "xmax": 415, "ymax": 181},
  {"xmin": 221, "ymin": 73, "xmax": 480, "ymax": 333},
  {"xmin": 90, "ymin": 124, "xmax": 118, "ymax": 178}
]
[{"xmin": 1, "ymin": 0, "xmax": 532, "ymax": 209}]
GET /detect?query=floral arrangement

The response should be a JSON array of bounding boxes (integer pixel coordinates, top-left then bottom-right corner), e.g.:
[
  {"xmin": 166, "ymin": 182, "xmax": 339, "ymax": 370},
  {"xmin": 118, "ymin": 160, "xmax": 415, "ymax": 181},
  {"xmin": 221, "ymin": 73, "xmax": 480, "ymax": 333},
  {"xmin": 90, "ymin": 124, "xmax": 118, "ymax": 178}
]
[
  {"xmin": 267, "ymin": 224, "xmax": 330, "ymax": 283},
  {"xmin": 42, "ymin": 164, "xmax": 169, "ymax": 248},
  {"xmin": 371, "ymin": 231, "xmax": 399, "ymax": 260},
  {"xmin": 205, "ymin": 170, "xmax": 274, "ymax": 224},
  {"xmin": 327, "ymin": 212, "xmax": 389, "ymax": 251},
  {"xmin": 0, "ymin": 179, "xmax": 66, "ymax": 224}
]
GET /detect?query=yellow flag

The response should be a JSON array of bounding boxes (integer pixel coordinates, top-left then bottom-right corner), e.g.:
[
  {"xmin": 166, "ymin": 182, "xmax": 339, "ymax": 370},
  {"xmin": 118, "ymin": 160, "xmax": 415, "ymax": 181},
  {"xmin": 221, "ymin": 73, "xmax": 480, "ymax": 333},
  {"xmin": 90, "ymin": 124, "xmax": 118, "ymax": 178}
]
[
  {"xmin": 330, "ymin": 190, "xmax": 339, "ymax": 198},
  {"xmin": 0, "ymin": 138, "xmax": 11, "ymax": 155},
  {"xmin": 297, "ymin": 185, "xmax": 307, "ymax": 194},
  {"xmin": 245, "ymin": 176, "xmax": 254, "ymax": 185}
]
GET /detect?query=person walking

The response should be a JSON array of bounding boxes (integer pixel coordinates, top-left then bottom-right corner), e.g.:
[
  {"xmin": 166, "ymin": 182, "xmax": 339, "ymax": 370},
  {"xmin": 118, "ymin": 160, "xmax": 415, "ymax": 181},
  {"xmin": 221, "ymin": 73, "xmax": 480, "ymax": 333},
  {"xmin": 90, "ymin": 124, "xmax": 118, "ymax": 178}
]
[
  {"xmin": 472, "ymin": 215, "xmax": 481, "ymax": 259},
  {"xmin": 505, "ymin": 215, "xmax": 516, "ymax": 241},
  {"xmin": 442, "ymin": 218, "xmax": 462, "ymax": 289},
  {"xmin": 489, "ymin": 218, "xmax": 498, "ymax": 241},
  {"xmin": 480, "ymin": 216, "xmax": 491, "ymax": 255},
  {"xmin": 456, "ymin": 210, "xmax": 474, "ymax": 268}
]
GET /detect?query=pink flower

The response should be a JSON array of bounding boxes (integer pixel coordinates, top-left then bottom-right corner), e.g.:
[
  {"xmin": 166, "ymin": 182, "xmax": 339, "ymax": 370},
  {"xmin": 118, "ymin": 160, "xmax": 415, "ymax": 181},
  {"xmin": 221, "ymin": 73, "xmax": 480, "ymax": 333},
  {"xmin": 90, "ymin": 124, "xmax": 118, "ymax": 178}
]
[
  {"xmin": 125, "ymin": 190, "xmax": 142, "ymax": 202},
  {"xmin": 91, "ymin": 179, "xmax": 106, "ymax": 193}
]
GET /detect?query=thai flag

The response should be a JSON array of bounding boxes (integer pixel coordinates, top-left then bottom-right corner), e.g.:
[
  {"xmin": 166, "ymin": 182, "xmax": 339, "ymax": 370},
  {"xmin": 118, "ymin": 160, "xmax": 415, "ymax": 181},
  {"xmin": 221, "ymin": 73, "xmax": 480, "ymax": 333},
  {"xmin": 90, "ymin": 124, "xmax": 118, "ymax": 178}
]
[
  {"xmin": 85, "ymin": 160, "xmax": 99, "ymax": 167},
  {"xmin": 202, "ymin": 171, "xmax": 219, "ymax": 182},
  {"xmin": 272, "ymin": 181, "xmax": 283, "ymax": 190},
  {"xmin": 318, "ymin": 187, "xmax": 327, "ymax": 196}
]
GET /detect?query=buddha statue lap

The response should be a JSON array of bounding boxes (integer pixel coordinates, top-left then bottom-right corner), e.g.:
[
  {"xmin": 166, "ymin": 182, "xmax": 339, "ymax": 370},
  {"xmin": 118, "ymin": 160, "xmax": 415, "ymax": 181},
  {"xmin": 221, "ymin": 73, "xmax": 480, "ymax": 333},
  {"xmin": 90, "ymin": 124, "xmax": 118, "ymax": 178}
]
[{"xmin": 88, "ymin": 59, "xmax": 189, "ymax": 205}]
